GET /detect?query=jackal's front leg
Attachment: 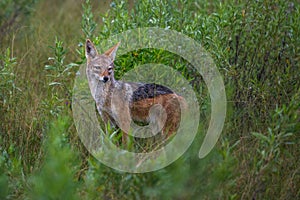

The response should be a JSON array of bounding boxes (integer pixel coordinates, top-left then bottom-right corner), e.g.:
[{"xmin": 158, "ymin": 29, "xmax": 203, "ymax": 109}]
[
  {"xmin": 98, "ymin": 110, "xmax": 116, "ymax": 130},
  {"xmin": 118, "ymin": 105, "xmax": 131, "ymax": 144},
  {"xmin": 111, "ymin": 100, "xmax": 131, "ymax": 144}
]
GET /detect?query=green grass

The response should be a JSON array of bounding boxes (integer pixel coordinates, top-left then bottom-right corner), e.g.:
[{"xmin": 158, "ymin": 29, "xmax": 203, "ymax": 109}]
[{"xmin": 0, "ymin": 0, "xmax": 299, "ymax": 199}]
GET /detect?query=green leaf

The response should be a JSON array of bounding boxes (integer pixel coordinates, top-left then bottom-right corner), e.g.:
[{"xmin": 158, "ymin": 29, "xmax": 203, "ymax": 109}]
[
  {"xmin": 251, "ymin": 132, "xmax": 269, "ymax": 143},
  {"xmin": 45, "ymin": 65, "xmax": 55, "ymax": 70},
  {"xmin": 49, "ymin": 82, "xmax": 62, "ymax": 86}
]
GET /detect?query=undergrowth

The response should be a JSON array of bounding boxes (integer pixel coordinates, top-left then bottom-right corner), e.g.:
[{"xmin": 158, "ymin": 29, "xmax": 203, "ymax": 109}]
[{"xmin": 0, "ymin": 0, "xmax": 299, "ymax": 199}]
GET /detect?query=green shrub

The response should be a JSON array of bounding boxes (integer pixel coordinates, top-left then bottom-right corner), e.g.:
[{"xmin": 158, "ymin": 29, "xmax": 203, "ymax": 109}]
[
  {"xmin": 43, "ymin": 38, "xmax": 78, "ymax": 117},
  {"xmin": 27, "ymin": 116, "xmax": 80, "ymax": 200},
  {"xmin": 0, "ymin": 48, "xmax": 19, "ymax": 108}
]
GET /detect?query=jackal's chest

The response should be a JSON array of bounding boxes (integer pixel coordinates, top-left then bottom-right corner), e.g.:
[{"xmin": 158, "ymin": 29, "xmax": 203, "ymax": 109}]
[{"xmin": 95, "ymin": 86, "xmax": 113, "ymax": 113}]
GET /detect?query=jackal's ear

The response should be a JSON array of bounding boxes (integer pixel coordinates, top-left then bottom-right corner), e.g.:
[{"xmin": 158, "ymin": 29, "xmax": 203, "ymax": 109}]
[
  {"xmin": 104, "ymin": 42, "xmax": 120, "ymax": 61},
  {"xmin": 85, "ymin": 39, "xmax": 98, "ymax": 59}
]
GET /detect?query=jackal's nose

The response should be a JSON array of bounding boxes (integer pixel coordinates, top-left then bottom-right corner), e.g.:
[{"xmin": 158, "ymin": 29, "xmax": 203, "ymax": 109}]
[{"xmin": 102, "ymin": 76, "xmax": 109, "ymax": 83}]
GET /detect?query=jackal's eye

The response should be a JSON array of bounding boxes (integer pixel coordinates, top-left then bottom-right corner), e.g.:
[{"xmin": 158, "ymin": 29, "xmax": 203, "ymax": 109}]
[
  {"xmin": 107, "ymin": 66, "xmax": 113, "ymax": 75},
  {"xmin": 94, "ymin": 66, "xmax": 101, "ymax": 70}
]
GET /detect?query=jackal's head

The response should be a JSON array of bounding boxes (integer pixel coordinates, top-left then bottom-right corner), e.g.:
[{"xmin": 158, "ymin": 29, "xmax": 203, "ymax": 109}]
[{"xmin": 85, "ymin": 39, "xmax": 120, "ymax": 83}]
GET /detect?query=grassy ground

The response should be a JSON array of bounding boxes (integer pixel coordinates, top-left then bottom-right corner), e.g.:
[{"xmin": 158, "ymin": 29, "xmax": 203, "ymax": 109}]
[{"xmin": 0, "ymin": 0, "xmax": 299, "ymax": 199}]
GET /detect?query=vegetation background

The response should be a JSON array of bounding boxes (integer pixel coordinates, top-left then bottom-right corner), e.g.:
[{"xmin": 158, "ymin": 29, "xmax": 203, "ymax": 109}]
[{"xmin": 0, "ymin": 0, "xmax": 299, "ymax": 199}]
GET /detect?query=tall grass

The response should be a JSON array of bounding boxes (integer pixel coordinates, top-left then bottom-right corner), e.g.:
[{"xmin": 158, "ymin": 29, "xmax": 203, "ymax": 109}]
[{"xmin": 0, "ymin": 0, "xmax": 299, "ymax": 199}]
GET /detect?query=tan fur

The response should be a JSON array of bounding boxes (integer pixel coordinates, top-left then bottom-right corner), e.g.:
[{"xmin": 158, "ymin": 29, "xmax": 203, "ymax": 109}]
[{"xmin": 130, "ymin": 94, "xmax": 183, "ymax": 136}]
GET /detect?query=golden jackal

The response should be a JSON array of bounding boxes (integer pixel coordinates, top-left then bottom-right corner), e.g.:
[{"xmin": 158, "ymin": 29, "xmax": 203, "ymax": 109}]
[{"xmin": 85, "ymin": 39, "xmax": 186, "ymax": 143}]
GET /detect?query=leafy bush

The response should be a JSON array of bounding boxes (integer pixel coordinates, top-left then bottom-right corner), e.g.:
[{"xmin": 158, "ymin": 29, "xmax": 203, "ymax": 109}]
[
  {"xmin": 27, "ymin": 116, "xmax": 80, "ymax": 200},
  {"xmin": 43, "ymin": 38, "xmax": 78, "ymax": 117},
  {"xmin": 0, "ymin": 48, "xmax": 18, "ymax": 107}
]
